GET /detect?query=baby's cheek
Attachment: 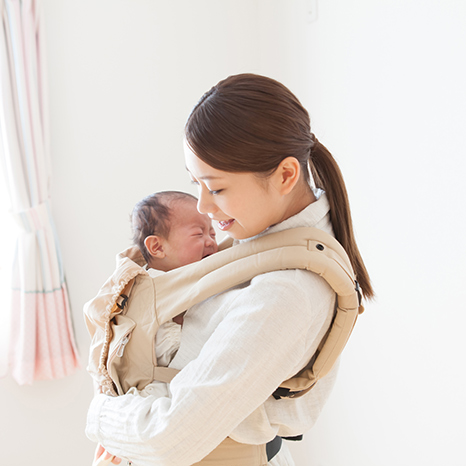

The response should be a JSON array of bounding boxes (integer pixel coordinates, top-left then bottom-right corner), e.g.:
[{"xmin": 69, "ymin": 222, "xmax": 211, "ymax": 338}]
[{"xmin": 183, "ymin": 244, "xmax": 204, "ymax": 265}]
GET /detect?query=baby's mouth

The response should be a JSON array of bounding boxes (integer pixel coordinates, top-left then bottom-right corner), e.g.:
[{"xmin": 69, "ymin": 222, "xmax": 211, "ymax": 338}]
[{"xmin": 218, "ymin": 219, "xmax": 235, "ymax": 231}]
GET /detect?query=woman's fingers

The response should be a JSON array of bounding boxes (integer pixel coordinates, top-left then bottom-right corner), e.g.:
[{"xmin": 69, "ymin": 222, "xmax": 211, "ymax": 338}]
[
  {"xmin": 92, "ymin": 446, "xmax": 122, "ymax": 466},
  {"xmin": 104, "ymin": 450, "xmax": 122, "ymax": 465},
  {"xmin": 93, "ymin": 444, "xmax": 106, "ymax": 464},
  {"xmin": 95, "ymin": 444, "xmax": 105, "ymax": 458},
  {"xmin": 93, "ymin": 452, "xmax": 113, "ymax": 466}
]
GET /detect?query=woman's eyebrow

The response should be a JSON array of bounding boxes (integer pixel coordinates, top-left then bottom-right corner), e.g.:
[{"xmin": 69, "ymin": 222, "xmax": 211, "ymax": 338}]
[
  {"xmin": 184, "ymin": 166, "xmax": 223, "ymax": 181},
  {"xmin": 198, "ymin": 175, "xmax": 223, "ymax": 180}
]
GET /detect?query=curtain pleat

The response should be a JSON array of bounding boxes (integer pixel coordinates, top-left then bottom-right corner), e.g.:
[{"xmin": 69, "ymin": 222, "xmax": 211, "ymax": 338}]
[{"xmin": 0, "ymin": 0, "xmax": 80, "ymax": 384}]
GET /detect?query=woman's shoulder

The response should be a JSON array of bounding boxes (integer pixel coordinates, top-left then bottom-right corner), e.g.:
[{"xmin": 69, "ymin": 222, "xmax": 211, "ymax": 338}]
[
  {"xmin": 228, "ymin": 268, "xmax": 335, "ymax": 323},
  {"xmin": 251, "ymin": 268, "xmax": 333, "ymax": 302}
]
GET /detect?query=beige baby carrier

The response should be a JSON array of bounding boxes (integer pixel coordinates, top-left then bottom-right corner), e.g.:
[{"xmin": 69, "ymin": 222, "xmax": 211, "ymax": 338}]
[{"xmin": 84, "ymin": 226, "xmax": 364, "ymax": 465}]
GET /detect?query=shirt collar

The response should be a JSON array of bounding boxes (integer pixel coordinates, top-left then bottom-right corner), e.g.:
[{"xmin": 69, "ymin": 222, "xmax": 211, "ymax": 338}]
[{"xmin": 236, "ymin": 189, "xmax": 331, "ymax": 244}]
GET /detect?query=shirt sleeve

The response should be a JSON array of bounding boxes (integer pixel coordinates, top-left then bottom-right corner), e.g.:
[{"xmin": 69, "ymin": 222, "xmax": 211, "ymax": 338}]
[{"xmin": 86, "ymin": 270, "xmax": 334, "ymax": 466}]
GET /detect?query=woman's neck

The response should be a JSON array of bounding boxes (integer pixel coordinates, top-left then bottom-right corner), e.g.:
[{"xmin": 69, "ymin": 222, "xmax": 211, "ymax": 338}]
[{"xmin": 279, "ymin": 183, "xmax": 316, "ymax": 224}]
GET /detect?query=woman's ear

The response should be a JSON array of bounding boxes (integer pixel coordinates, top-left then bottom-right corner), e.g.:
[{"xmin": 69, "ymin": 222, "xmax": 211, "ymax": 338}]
[
  {"xmin": 144, "ymin": 235, "xmax": 166, "ymax": 259},
  {"xmin": 272, "ymin": 156, "xmax": 301, "ymax": 195}
]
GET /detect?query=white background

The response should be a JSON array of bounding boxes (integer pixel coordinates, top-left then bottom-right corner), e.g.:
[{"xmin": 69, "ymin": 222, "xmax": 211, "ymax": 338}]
[{"xmin": 0, "ymin": 1, "xmax": 465, "ymax": 465}]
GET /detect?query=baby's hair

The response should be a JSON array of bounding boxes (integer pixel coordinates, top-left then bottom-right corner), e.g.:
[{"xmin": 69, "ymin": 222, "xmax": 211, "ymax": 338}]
[{"xmin": 131, "ymin": 191, "xmax": 197, "ymax": 263}]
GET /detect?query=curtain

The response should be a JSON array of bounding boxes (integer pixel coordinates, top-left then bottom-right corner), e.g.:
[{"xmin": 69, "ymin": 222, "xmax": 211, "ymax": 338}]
[{"xmin": 0, "ymin": 0, "xmax": 80, "ymax": 384}]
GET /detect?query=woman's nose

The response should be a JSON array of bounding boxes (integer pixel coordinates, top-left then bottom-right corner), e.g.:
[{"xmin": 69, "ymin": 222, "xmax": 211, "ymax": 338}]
[{"xmin": 197, "ymin": 189, "xmax": 215, "ymax": 215}]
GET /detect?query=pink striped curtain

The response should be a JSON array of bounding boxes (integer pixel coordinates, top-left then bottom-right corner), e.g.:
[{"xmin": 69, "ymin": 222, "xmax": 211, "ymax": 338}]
[{"xmin": 0, "ymin": 0, "xmax": 80, "ymax": 384}]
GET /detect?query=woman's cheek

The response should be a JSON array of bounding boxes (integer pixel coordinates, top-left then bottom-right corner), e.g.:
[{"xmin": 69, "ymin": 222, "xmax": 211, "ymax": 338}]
[{"xmin": 218, "ymin": 201, "xmax": 231, "ymax": 218}]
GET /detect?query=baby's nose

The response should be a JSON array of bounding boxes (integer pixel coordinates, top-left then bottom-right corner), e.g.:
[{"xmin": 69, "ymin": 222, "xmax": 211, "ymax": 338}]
[{"xmin": 205, "ymin": 236, "xmax": 218, "ymax": 252}]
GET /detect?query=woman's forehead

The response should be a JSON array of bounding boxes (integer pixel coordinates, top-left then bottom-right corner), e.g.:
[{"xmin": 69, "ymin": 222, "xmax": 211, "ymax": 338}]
[{"xmin": 184, "ymin": 142, "xmax": 224, "ymax": 177}]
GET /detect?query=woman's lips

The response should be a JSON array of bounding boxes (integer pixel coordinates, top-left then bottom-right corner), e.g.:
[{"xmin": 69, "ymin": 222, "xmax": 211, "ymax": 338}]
[{"xmin": 217, "ymin": 219, "xmax": 235, "ymax": 231}]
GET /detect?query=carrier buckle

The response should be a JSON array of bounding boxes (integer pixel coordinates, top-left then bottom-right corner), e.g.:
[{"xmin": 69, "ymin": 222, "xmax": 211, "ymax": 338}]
[
  {"xmin": 272, "ymin": 387, "xmax": 304, "ymax": 400},
  {"xmin": 116, "ymin": 293, "xmax": 129, "ymax": 310},
  {"xmin": 272, "ymin": 387, "xmax": 291, "ymax": 400}
]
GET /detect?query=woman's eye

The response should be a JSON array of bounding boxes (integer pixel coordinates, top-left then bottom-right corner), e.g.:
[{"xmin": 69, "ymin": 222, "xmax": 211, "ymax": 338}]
[
  {"xmin": 209, "ymin": 189, "xmax": 223, "ymax": 195},
  {"xmin": 190, "ymin": 179, "xmax": 199, "ymax": 186}
]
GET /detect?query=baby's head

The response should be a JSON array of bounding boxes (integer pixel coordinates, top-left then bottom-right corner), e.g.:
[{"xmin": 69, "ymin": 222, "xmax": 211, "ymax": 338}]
[{"xmin": 131, "ymin": 191, "xmax": 218, "ymax": 271}]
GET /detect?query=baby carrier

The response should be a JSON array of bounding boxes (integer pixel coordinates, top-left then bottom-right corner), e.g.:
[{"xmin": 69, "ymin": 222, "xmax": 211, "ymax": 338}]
[{"xmin": 84, "ymin": 226, "xmax": 364, "ymax": 399}]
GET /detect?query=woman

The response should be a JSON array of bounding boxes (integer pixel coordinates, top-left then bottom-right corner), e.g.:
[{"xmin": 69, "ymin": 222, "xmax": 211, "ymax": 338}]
[{"xmin": 87, "ymin": 73, "xmax": 373, "ymax": 466}]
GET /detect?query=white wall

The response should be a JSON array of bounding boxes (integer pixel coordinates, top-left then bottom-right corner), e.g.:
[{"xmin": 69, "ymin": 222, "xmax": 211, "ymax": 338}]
[
  {"xmin": 1, "ymin": 1, "xmax": 464, "ymax": 465},
  {"xmin": 290, "ymin": 1, "xmax": 466, "ymax": 465}
]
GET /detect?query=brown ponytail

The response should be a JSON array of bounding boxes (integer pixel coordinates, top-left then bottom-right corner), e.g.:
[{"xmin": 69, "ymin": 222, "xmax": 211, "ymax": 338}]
[
  {"xmin": 185, "ymin": 73, "xmax": 374, "ymax": 300},
  {"xmin": 309, "ymin": 138, "xmax": 374, "ymax": 299}
]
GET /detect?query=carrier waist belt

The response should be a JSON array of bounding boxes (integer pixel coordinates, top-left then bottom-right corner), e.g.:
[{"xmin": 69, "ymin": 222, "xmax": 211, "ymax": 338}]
[{"xmin": 192, "ymin": 437, "xmax": 269, "ymax": 465}]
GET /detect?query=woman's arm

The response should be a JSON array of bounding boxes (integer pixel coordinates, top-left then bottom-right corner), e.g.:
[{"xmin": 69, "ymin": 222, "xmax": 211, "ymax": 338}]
[{"xmin": 86, "ymin": 270, "xmax": 334, "ymax": 466}]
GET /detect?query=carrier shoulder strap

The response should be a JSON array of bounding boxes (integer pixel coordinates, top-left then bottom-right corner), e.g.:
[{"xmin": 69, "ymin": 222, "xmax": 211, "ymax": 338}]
[{"xmin": 150, "ymin": 226, "xmax": 363, "ymax": 398}]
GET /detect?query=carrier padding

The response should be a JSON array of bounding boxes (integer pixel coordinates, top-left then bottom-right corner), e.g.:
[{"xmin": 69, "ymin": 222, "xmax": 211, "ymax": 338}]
[
  {"xmin": 93, "ymin": 227, "xmax": 362, "ymax": 396},
  {"xmin": 152, "ymin": 227, "xmax": 358, "ymax": 326},
  {"xmin": 143, "ymin": 227, "xmax": 362, "ymax": 397}
]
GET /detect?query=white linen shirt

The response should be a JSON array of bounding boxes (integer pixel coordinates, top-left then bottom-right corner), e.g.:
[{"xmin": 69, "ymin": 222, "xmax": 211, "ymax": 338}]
[{"xmin": 86, "ymin": 193, "xmax": 339, "ymax": 466}]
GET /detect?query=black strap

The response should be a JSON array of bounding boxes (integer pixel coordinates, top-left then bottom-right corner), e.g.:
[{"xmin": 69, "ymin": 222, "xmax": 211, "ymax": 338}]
[
  {"xmin": 266, "ymin": 435, "xmax": 303, "ymax": 461},
  {"xmin": 282, "ymin": 435, "xmax": 303, "ymax": 441},
  {"xmin": 266, "ymin": 436, "xmax": 282, "ymax": 461}
]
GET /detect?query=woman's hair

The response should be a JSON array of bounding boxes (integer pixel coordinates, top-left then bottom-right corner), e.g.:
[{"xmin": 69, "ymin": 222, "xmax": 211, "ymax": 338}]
[
  {"xmin": 131, "ymin": 191, "xmax": 197, "ymax": 263},
  {"xmin": 185, "ymin": 73, "xmax": 374, "ymax": 299}
]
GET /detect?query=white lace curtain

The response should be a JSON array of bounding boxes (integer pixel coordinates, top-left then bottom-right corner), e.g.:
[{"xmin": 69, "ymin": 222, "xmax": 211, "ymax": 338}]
[{"xmin": 0, "ymin": 0, "xmax": 80, "ymax": 384}]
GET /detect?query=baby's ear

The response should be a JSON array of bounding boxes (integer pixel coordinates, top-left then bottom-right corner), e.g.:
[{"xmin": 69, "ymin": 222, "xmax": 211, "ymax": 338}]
[{"xmin": 144, "ymin": 235, "xmax": 166, "ymax": 259}]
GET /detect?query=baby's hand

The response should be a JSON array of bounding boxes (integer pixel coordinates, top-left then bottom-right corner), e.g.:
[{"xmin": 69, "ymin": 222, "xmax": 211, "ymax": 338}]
[
  {"xmin": 93, "ymin": 444, "xmax": 122, "ymax": 465},
  {"xmin": 173, "ymin": 311, "xmax": 186, "ymax": 326}
]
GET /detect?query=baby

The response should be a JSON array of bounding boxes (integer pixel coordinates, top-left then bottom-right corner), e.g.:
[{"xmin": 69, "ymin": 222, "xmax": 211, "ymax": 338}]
[
  {"xmin": 130, "ymin": 190, "xmax": 218, "ymax": 365},
  {"xmin": 90, "ymin": 191, "xmax": 218, "ymax": 466}
]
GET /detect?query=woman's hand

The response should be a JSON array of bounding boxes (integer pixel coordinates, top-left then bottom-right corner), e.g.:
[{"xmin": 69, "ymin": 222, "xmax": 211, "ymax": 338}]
[{"xmin": 93, "ymin": 444, "xmax": 122, "ymax": 465}]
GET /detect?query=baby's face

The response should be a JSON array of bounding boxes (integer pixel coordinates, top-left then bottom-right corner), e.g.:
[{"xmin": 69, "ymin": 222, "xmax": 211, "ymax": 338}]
[{"xmin": 162, "ymin": 200, "xmax": 218, "ymax": 269}]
